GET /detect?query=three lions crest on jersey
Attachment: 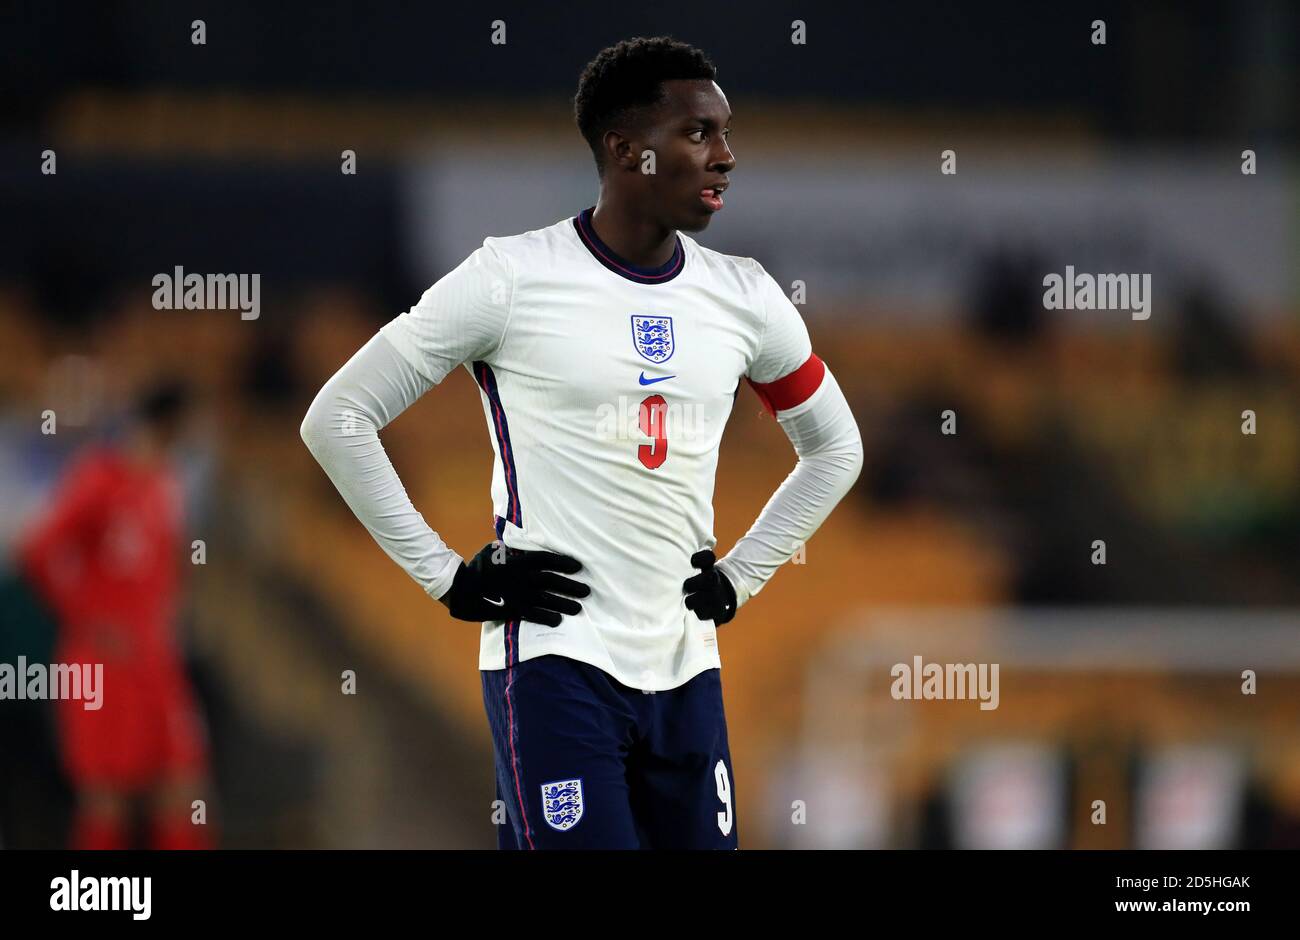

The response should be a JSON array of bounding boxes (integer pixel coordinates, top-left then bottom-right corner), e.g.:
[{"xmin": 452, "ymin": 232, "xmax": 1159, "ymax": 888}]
[{"xmin": 632, "ymin": 315, "xmax": 675, "ymax": 364}]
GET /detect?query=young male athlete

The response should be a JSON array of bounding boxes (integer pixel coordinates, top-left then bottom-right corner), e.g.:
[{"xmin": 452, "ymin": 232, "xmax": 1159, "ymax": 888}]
[
  {"xmin": 301, "ymin": 36, "xmax": 863, "ymax": 849},
  {"xmin": 18, "ymin": 380, "xmax": 212, "ymax": 850}
]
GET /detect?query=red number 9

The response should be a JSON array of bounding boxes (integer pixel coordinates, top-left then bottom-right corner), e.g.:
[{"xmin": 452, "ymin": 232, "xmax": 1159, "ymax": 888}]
[{"xmin": 637, "ymin": 394, "xmax": 668, "ymax": 469}]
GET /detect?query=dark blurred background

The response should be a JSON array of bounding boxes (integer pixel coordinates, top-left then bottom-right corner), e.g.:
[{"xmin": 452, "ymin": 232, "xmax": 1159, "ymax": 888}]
[{"xmin": 1, "ymin": 0, "xmax": 1297, "ymax": 848}]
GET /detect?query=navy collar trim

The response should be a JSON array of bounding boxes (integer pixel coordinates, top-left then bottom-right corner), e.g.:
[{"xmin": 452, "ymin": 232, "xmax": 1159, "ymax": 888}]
[{"xmin": 572, "ymin": 207, "xmax": 685, "ymax": 284}]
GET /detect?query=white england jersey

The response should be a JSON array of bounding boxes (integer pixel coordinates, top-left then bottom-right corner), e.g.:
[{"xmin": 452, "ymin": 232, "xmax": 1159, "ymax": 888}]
[{"xmin": 379, "ymin": 207, "xmax": 826, "ymax": 691}]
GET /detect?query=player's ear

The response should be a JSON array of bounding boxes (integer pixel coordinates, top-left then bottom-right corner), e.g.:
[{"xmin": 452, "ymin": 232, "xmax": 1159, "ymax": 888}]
[{"xmin": 601, "ymin": 129, "xmax": 636, "ymax": 172}]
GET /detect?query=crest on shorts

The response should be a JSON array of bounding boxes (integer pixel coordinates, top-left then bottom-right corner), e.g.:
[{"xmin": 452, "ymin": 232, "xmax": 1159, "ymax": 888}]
[
  {"xmin": 540, "ymin": 778, "xmax": 584, "ymax": 831},
  {"xmin": 631, "ymin": 315, "xmax": 675, "ymax": 364}
]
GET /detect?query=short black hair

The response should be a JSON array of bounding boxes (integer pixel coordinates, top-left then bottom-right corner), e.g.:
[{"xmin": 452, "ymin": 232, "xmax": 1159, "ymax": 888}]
[
  {"xmin": 574, "ymin": 36, "xmax": 717, "ymax": 175},
  {"xmin": 133, "ymin": 377, "xmax": 193, "ymax": 429}
]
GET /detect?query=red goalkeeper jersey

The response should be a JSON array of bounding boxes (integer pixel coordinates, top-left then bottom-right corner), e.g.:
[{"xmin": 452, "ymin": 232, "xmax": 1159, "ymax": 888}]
[{"xmin": 19, "ymin": 445, "xmax": 185, "ymax": 663}]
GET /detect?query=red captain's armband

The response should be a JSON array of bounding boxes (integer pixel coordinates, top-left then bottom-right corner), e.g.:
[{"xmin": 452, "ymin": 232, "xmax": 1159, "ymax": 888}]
[{"xmin": 746, "ymin": 353, "xmax": 826, "ymax": 418}]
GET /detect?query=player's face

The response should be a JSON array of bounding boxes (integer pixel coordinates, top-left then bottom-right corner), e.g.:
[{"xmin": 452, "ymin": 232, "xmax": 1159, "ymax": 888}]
[{"xmin": 639, "ymin": 79, "xmax": 734, "ymax": 233}]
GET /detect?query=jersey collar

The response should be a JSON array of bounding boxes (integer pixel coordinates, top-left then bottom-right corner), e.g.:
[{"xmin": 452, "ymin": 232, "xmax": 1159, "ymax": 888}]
[{"xmin": 572, "ymin": 206, "xmax": 685, "ymax": 285}]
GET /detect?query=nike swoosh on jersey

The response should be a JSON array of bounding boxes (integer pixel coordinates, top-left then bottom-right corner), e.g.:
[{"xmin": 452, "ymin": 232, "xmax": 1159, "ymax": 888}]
[
  {"xmin": 484, "ymin": 595, "xmax": 505, "ymax": 606},
  {"xmin": 638, "ymin": 372, "xmax": 676, "ymax": 385}
]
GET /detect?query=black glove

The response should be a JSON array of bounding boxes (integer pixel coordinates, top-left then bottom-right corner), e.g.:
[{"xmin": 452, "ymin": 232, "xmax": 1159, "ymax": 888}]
[
  {"xmin": 439, "ymin": 541, "xmax": 590, "ymax": 627},
  {"xmin": 682, "ymin": 549, "xmax": 737, "ymax": 626}
]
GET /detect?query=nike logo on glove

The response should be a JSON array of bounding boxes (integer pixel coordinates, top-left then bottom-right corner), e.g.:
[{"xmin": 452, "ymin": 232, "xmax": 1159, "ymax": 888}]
[
  {"xmin": 484, "ymin": 595, "xmax": 505, "ymax": 607},
  {"xmin": 639, "ymin": 372, "xmax": 675, "ymax": 385}
]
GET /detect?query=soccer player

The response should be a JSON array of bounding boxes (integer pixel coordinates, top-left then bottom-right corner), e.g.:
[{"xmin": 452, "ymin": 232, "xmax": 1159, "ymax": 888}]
[
  {"xmin": 301, "ymin": 36, "xmax": 863, "ymax": 849},
  {"xmin": 18, "ymin": 380, "xmax": 213, "ymax": 849}
]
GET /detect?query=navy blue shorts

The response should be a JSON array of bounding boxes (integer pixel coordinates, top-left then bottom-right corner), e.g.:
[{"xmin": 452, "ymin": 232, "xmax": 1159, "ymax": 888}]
[{"xmin": 481, "ymin": 652, "xmax": 738, "ymax": 850}]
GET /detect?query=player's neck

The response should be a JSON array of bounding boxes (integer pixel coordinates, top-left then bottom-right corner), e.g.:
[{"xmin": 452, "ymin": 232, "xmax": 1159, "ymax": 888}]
[
  {"xmin": 124, "ymin": 430, "xmax": 165, "ymax": 471},
  {"xmin": 589, "ymin": 197, "xmax": 677, "ymax": 269}
]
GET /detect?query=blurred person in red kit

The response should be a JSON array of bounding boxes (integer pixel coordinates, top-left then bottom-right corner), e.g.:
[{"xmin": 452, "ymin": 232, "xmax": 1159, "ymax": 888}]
[{"xmin": 16, "ymin": 378, "xmax": 213, "ymax": 850}]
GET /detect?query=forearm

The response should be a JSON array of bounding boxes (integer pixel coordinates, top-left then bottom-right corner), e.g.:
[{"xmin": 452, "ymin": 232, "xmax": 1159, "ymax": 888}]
[
  {"xmin": 715, "ymin": 368, "xmax": 863, "ymax": 607},
  {"xmin": 299, "ymin": 332, "xmax": 463, "ymax": 600},
  {"xmin": 17, "ymin": 526, "xmax": 64, "ymax": 610},
  {"xmin": 16, "ymin": 457, "xmax": 101, "ymax": 607}
]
